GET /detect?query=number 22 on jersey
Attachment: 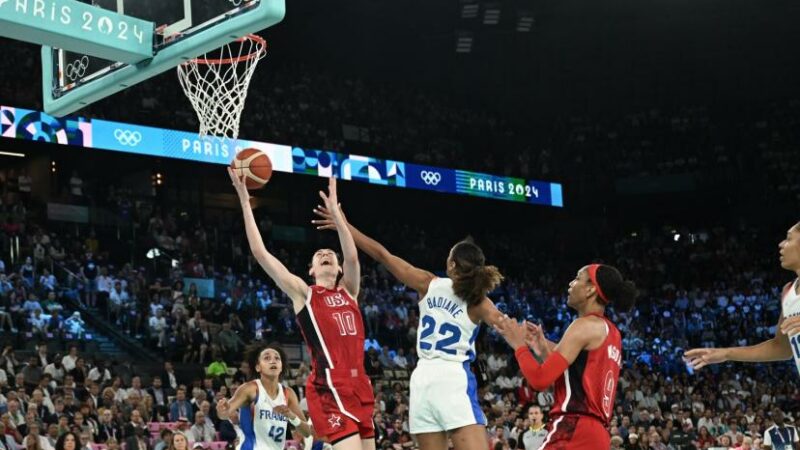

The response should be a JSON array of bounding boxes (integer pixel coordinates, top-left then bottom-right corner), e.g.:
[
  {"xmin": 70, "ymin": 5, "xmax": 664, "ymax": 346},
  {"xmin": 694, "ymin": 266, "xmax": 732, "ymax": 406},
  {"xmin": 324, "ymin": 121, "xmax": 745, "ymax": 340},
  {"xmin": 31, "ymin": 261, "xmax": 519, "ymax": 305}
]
[{"xmin": 419, "ymin": 315, "xmax": 462, "ymax": 355}]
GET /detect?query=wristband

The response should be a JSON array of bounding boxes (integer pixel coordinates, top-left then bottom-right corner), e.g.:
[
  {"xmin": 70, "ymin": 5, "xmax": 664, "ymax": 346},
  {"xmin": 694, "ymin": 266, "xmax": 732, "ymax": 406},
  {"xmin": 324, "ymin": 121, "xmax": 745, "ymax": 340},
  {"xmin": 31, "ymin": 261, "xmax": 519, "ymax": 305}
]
[{"xmin": 289, "ymin": 416, "xmax": 302, "ymax": 427}]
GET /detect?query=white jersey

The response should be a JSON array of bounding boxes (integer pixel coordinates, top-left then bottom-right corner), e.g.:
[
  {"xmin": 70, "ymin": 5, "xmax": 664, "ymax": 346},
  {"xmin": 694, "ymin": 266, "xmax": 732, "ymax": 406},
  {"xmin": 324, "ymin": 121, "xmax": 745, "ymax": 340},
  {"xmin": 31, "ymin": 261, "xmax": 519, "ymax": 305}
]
[
  {"xmin": 239, "ymin": 380, "xmax": 289, "ymax": 450},
  {"xmin": 783, "ymin": 278, "xmax": 800, "ymax": 376},
  {"xmin": 416, "ymin": 278, "xmax": 479, "ymax": 363}
]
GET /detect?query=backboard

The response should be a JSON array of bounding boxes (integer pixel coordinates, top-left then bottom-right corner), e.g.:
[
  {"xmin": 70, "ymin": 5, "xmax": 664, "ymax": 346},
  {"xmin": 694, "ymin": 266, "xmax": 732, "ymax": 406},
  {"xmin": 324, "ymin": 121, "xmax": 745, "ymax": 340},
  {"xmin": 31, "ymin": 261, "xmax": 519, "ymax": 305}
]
[{"xmin": 40, "ymin": 0, "xmax": 284, "ymax": 116}]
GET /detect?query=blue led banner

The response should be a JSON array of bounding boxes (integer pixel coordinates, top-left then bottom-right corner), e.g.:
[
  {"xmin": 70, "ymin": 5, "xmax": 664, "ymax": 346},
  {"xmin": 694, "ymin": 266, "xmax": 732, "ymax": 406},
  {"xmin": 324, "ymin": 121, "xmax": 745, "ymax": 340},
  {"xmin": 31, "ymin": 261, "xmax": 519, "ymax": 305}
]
[{"xmin": 0, "ymin": 105, "xmax": 564, "ymax": 207}]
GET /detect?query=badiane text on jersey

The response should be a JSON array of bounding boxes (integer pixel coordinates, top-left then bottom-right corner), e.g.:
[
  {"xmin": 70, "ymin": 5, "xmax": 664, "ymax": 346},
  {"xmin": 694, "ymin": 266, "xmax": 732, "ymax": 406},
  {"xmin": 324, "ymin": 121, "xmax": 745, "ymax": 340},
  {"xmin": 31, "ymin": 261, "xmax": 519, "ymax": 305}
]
[{"xmin": 426, "ymin": 297, "xmax": 464, "ymax": 318}]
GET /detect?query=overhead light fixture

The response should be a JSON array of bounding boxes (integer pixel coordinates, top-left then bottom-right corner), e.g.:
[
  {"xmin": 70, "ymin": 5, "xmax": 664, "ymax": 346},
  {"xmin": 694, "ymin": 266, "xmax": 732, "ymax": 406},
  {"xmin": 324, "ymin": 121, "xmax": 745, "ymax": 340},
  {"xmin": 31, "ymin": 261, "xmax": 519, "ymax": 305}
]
[
  {"xmin": 516, "ymin": 11, "xmax": 534, "ymax": 32},
  {"xmin": 456, "ymin": 31, "xmax": 474, "ymax": 53},
  {"xmin": 483, "ymin": 3, "xmax": 501, "ymax": 25},
  {"xmin": 0, "ymin": 151, "xmax": 25, "ymax": 158},
  {"xmin": 460, "ymin": 0, "xmax": 479, "ymax": 19}
]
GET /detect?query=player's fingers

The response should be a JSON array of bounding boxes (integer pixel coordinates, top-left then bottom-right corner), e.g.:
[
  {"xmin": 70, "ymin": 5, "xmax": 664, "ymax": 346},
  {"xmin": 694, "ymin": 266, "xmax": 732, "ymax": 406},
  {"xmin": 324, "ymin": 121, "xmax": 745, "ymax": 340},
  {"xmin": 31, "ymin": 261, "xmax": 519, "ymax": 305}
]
[
  {"xmin": 683, "ymin": 349, "xmax": 707, "ymax": 358},
  {"xmin": 690, "ymin": 359, "xmax": 708, "ymax": 370},
  {"xmin": 780, "ymin": 316, "xmax": 800, "ymax": 333}
]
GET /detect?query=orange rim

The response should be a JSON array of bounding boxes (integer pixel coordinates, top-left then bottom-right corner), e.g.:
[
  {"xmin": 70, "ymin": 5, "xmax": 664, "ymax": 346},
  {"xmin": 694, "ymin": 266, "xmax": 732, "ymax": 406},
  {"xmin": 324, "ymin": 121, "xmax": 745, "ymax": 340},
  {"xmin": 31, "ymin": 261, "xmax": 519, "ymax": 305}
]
[{"xmin": 188, "ymin": 34, "xmax": 266, "ymax": 65}]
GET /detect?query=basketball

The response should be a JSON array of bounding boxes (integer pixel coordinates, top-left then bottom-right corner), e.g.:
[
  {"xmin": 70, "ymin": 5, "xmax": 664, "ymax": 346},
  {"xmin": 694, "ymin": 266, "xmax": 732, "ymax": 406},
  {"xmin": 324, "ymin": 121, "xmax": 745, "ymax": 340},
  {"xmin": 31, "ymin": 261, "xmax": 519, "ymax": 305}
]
[{"xmin": 230, "ymin": 148, "xmax": 273, "ymax": 190}]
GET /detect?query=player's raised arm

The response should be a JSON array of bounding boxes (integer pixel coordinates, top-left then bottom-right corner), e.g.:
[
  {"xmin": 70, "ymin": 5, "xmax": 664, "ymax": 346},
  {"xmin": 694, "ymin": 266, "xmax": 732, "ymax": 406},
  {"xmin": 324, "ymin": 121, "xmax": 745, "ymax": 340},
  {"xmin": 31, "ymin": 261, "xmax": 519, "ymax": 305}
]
[
  {"xmin": 229, "ymin": 167, "xmax": 309, "ymax": 308},
  {"xmin": 313, "ymin": 205, "xmax": 435, "ymax": 296},
  {"xmin": 317, "ymin": 177, "xmax": 360, "ymax": 299}
]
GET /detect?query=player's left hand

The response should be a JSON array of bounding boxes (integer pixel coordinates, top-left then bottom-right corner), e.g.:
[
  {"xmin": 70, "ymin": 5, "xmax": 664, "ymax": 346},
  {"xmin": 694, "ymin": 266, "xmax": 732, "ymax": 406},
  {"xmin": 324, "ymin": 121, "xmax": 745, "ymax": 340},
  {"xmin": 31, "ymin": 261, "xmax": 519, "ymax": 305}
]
[
  {"xmin": 312, "ymin": 201, "xmax": 347, "ymax": 231},
  {"xmin": 780, "ymin": 315, "xmax": 800, "ymax": 336},
  {"xmin": 273, "ymin": 405, "xmax": 296, "ymax": 420},
  {"xmin": 493, "ymin": 314, "xmax": 527, "ymax": 350}
]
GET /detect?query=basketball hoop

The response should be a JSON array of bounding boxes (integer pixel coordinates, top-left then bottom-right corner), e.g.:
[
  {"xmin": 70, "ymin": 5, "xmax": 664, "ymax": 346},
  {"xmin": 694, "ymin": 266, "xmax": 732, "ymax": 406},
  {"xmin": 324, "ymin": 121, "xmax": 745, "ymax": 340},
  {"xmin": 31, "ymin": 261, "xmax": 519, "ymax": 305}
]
[{"xmin": 177, "ymin": 34, "xmax": 266, "ymax": 139}]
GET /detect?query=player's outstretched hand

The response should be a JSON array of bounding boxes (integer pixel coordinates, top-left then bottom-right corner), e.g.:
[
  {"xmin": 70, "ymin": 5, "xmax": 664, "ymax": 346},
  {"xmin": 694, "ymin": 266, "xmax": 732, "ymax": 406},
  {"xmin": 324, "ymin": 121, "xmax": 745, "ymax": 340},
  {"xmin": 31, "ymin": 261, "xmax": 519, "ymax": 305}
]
[
  {"xmin": 493, "ymin": 314, "xmax": 527, "ymax": 350},
  {"xmin": 312, "ymin": 204, "xmax": 338, "ymax": 231},
  {"xmin": 683, "ymin": 348, "xmax": 728, "ymax": 370},
  {"xmin": 525, "ymin": 322, "xmax": 550, "ymax": 358},
  {"xmin": 227, "ymin": 167, "xmax": 250, "ymax": 206},
  {"xmin": 780, "ymin": 316, "xmax": 800, "ymax": 337}
]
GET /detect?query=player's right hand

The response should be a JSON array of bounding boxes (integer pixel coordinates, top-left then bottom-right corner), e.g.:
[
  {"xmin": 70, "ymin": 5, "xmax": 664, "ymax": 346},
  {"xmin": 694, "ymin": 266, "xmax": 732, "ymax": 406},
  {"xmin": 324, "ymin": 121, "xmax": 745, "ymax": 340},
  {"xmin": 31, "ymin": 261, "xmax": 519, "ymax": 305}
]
[
  {"xmin": 216, "ymin": 398, "xmax": 229, "ymax": 419},
  {"xmin": 683, "ymin": 348, "xmax": 728, "ymax": 370},
  {"xmin": 524, "ymin": 322, "xmax": 550, "ymax": 358},
  {"xmin": 780, "ymin": 315, "xmax": 800, "ymax": 336},
  {"xmin": 227, "ymin": 167, "xmax": 250, "ymax": 205}
]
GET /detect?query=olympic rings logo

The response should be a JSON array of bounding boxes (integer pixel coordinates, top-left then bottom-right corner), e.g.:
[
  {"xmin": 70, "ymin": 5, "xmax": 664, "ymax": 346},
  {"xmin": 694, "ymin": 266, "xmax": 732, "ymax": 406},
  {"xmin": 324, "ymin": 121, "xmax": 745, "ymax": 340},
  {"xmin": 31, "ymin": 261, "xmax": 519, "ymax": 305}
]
[
  {"xmin": 420, "ymin": 170, "xmax": 442, "ymax": 186},
  {"xmin": 65, "ymin": 56, "xmax": 89, "ymax": 81},
  {"xmin": 114, "ymin": 129, "xmax": 142, "ymax": 146}
]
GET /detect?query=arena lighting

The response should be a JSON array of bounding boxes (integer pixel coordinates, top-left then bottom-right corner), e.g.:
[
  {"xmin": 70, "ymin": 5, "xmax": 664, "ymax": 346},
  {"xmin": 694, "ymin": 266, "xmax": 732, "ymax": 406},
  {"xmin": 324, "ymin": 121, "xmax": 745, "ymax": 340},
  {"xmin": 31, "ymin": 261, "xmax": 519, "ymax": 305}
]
[
  {"xmin": 146, "ymin": 248, "xmax": 162, "ymax": 259},
  {"xmin": 483, "ymin": 3, "xmax": 501, "ymax": 25},
  {"xmin": 460, "ymin": 0, "xmax": 479, "ymax": 19},
  {"xmin": 456, "ymin": 31, "xmax": 474, "ymax": 53},
  {"xmin": 516, "ymin": 11, "xmax": 534, "ymax": 32},
  {"xmin": 0, "ymin": 151, "xmax": 25, "ymax": 158}
]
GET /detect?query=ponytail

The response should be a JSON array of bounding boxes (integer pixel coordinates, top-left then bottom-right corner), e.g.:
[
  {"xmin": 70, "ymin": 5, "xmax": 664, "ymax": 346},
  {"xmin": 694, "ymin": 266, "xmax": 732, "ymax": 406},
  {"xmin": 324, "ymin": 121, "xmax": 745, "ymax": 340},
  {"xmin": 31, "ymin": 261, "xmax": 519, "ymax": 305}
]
[
  {"xmin": 449, "ymin": 240, "xmax": 504, "ymax": 306},
  {"xmin": 594, "ymin": 265, "xmax": 638, "ymax": 311}
]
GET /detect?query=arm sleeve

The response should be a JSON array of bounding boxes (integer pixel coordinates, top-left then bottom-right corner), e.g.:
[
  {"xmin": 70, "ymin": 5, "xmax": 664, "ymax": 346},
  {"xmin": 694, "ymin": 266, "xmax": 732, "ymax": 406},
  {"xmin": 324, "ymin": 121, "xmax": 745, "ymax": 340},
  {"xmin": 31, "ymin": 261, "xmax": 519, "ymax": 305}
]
[{"xmin": 514, "ymin": 347, "xmax": 569, "ymax": 391}]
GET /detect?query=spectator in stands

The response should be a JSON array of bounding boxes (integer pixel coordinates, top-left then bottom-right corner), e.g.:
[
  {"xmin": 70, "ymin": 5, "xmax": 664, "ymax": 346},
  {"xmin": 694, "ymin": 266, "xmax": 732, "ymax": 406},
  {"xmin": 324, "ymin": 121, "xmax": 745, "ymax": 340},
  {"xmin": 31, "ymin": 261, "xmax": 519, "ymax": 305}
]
[
  {"xmin": 95, "ymin": 408, "xmax": 120, "ymax": 443},
  {"xmin": 64, "ymin": 312, "xmax": 86, "ymax": 338},
  {"xmin": 125, "ymin": 423, "xmax": 151, "ymax": 450},
  {"xmin": 155, "ymin": 429, "xmax": 173, "ymax": 450},
  {"xmin": 162, "ymin": 362, "xmax": 178, "ymax": 392},
  {"xmin": 378, "ymin": 346, "xmax": 393, "ymax": 368},
  {"xmin": 169, "ymin": 388, "xmax": 193, "ymax": 422},
  {"xmin": 217, "ymin": 322, "xmax": 244, "ymax": 358},
  {"xmin": 23, "ymin": 421, "xmax": 54, "ymax": 450},
  {"xmin": 78, "ymin": 432, "xmax": 92, "ymax": 450},
  {"xmin": 61, "ymin": 347, "xmax": 78, "ymax": 372},
  {"xmin": 188, "ymin": 411, "xmax": 215, "ymax": 443},
  {"xmin": 168, "ymin": 432, "xmax": 189, "ymax": 450},
  {"xmin": 55, "ymin": 431, "xmax": 78, "ymax": 450},
  {"xmin": 108, "ymin": 281, "xmax": 129, "ymax": 325}
]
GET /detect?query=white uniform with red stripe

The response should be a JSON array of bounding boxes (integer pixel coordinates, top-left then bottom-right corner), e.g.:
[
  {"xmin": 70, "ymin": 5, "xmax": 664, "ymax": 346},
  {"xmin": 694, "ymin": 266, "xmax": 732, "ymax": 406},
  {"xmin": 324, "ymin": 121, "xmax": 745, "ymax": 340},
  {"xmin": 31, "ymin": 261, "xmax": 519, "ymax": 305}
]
[{"xmin": 782, "ymin": 278, "xmax": 800, "ymax": 376}]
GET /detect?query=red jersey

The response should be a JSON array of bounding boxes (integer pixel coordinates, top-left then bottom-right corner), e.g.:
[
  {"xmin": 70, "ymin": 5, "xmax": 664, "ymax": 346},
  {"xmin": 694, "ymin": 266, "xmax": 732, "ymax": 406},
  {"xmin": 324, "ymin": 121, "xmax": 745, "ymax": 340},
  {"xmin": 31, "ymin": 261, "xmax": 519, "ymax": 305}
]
[
  {"xmin": 296, "ymin": 285, "xmax": 366, "ymax": 385},
  {"xmin": 549, "ymin": 313, "xmax": 622, "ymax": 426}
]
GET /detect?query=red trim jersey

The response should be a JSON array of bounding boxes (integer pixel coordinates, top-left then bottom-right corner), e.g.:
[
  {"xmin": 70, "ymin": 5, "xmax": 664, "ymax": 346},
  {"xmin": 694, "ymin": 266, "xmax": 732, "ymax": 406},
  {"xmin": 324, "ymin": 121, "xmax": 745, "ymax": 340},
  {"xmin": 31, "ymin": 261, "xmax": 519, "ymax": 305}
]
[
  {"xmin": 295, "ymin": 285, "xmax": 375, "ymax": 440},
  {"xmin": 549, "ymin": 313, "xmax": 622, "ymax": 426},
  {"xmin": 296, "ymin": 285, "xmax": 366, "ymax": 384}
]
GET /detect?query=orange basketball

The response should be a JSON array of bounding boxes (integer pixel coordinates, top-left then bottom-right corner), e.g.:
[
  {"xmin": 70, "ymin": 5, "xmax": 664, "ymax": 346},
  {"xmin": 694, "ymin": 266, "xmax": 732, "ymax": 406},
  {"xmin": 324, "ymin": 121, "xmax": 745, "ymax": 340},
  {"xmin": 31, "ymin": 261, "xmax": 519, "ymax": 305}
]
[{"xmin": 230, "ymin": 148, "xmax": 272, "ymax": 190}]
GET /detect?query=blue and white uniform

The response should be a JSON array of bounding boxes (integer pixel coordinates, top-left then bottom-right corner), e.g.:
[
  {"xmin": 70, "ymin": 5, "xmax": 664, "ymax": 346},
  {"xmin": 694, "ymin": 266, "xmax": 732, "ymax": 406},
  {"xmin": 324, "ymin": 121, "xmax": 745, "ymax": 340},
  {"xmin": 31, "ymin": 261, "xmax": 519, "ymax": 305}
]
[
  {"xmin": 783, "ymin": 278, "xmax": 800, "ymax": 376},
  {"xmin": 239, "ymin": 380, "xmax": 290, "ymax": 450},
  {"xmin": 409, "ymin": 277, "xmax": 485, "ymax": 433}
]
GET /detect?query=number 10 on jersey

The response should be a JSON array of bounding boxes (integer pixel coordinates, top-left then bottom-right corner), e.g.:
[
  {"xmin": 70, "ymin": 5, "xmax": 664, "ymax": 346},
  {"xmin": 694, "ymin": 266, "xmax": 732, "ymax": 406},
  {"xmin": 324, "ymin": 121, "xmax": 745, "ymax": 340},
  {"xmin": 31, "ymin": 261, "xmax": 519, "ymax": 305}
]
[{"xmin": 332, "ymin": 311, "xmax": 357, "ymax": 336}]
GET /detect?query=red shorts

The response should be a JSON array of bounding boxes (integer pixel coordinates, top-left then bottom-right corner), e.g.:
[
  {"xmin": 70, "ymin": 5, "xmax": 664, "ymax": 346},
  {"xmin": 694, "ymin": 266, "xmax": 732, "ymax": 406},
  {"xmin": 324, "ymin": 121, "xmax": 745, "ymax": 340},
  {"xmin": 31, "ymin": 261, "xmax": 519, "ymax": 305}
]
[
  {"xmin": 541, "ymin": 415, "xmax": 609, "ymax": 449},
  {"xmin": 306, "ymin": 370, "xmax": 375, "ymax": 443}
]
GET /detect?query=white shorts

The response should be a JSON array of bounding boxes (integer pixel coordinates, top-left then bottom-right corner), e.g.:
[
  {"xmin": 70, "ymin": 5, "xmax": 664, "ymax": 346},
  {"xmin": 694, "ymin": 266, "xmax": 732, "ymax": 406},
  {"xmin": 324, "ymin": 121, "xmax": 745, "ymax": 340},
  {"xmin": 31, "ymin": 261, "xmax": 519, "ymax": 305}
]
[{"xmin": 409, "ymin": 359, "xmax": 486, "ymax": 434}]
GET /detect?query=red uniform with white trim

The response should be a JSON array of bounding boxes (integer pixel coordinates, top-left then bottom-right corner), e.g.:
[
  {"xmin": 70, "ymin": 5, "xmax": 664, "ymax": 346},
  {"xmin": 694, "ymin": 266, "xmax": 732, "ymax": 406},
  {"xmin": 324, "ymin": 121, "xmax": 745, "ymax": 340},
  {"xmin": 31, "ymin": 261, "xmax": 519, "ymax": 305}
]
[
  {"xmin": 540, "ymin": 313, "xmax": 621, "ymax": 449},
  {"xmin": 296, "ymin": 285, "xmax": 375, "ymax": 442}
]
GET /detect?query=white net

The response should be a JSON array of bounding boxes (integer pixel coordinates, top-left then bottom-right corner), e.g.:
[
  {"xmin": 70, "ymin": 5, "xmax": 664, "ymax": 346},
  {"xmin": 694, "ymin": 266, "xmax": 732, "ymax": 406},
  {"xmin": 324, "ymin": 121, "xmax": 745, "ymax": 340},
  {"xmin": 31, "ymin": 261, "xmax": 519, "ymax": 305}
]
[{"xmin": 177, "ymin": 35, "xmax": 266, "ymax": 139}]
